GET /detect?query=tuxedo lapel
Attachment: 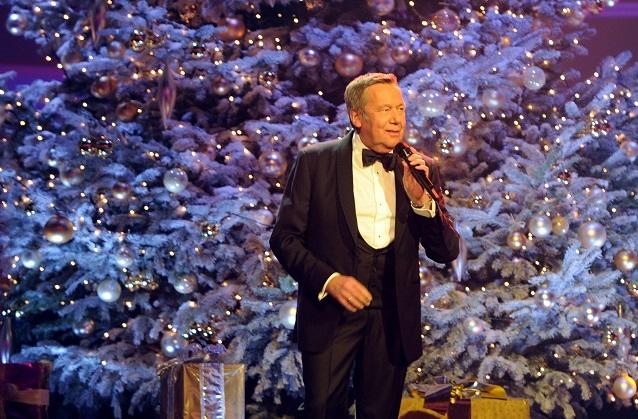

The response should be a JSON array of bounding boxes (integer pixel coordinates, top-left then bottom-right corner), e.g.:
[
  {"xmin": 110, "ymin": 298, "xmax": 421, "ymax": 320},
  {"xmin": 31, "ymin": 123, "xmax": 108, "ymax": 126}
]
[
  {"xmin": 336, "ymin": 131, "xmax": 358, "ymax": 245},
  {"xmin": 393, "ymin": 161, "xmax": 410, "ymax": 246}
]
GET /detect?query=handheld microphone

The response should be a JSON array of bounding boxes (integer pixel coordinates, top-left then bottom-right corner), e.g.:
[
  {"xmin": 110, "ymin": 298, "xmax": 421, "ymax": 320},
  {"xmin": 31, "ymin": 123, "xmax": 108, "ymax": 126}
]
[{"xmin": 393, "ymin": 143, "xmax": 442, "ymax": 201}]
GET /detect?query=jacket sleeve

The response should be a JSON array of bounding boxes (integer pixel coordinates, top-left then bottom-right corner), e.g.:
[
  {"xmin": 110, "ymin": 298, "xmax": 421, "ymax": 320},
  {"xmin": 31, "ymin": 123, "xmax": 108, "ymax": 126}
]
[
  {"xmin": 269, "ymin": 150, "xmax": 335, "ymax": 298},
  {"xmin": 415, "ymin": 163, "xmax": 460, "ymax": 264}
]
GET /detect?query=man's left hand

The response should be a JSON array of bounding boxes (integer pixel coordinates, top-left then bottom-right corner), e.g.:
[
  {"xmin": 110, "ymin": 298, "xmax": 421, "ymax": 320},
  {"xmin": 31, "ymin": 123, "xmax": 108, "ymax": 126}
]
[{"xmin": 400, "ymin": 146, "xmax": 433, "ymax": 207}]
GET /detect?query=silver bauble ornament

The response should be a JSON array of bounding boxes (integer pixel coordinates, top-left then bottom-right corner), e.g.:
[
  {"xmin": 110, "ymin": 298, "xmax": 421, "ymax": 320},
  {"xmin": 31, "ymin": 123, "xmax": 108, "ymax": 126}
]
[
  {"xmin": 522, "ymin": 66, "xmax": 546, "ymax": 91},
  {"xmin": 72, "ymin": 319, "xmax": 95, "ymax": 336},
  {"xmin": 612, "ymin": 373, "xmax": 637, "ymax": 401},
  {"xmin": 107, "ymin": 40, "xmax": 126, "ymax": 58},
  {"xmin": 21, "ymin": 249, "xmax": 41, "ymax": 269},
  {"xmin": 578, "ymin": 221, "xmax": 606, "ymax": 249},
  {"xmin": 258, "ymin": 151, "xmax": 287, "ymax": 178},
  {"xmin": 528, "ymin": 215, "xmax": 552, "ymax": 238},
  {"xmin": 163, "ymin": 168, "xmax": 188, "ymax": 193},
  {"xmin": 419, "ymin": 89, "xmax": 447, "ymax": 118},
  {"xmin": 463, "ymin": 317, "xmax": 484, "ymax": 335},
  {"xmin": 97, "ymin": 279, "xmax": 122, "ymax": 303},
  {"xmin": 367, "ymin": 0, "xmax": 395, "ymax": 16},
  {"xmin": 161, "ymin": 330, "xmax": 187, "ymax": 358},
  {"xmin": 298, "ymin": 47, "xmax": 321, "ymax": 67},
  {"xmin": 580, "ymin": 304, "xmax": 601, "ymax": 326},
  {"xmin": 620, "ymin": 140, "xmax": 638, "ymax": 162},
  {"xmin": 43, "ymin": 214, "xmax": 75, "ymax": 244},
  {"xmin": 60, "ymin": 167, "xmax": 84, "ymax": 187},
  {"xmin": 6, "ymin": 12, "xmax": 28, "ymax": 36},
  {"xmin": 115, "ymin": 246, "xmax": 134, "ymax": 268},
  {"xmin": 279, "ymin": 300, "xmax": 297, "ymax": 329},
  {"xmin": 174, "ymin": 274, "xmax": 197, "ymax": 294},
  {"xmin": 252, "ymin": 209, "xmax": 274, "ymax": 226},
  {"xmin": 481, "ymin": 88, "xmax": 505, "ymax": 110},
  {"xmin": 614, "ymin": 250, "xmax": 637, "ymax": 274}
]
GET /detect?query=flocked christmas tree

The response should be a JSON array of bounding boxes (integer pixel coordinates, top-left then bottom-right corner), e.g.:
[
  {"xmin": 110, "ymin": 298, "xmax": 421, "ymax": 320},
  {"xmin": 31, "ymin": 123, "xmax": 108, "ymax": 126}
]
[{"xmin": 1, "ymin": 0, "xmax": 638, "ymax": 417}]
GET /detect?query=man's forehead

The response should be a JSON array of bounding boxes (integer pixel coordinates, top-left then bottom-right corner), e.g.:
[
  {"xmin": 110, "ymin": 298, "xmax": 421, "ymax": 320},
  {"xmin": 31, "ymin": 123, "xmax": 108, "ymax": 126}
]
[{"xmin": 363, "ymin": 84, "xmax": 405, "ymax": 104}]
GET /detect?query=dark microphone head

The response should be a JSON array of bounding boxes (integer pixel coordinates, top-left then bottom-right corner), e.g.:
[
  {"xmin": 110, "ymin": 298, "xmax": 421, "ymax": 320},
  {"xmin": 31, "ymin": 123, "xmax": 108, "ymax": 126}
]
[{"xmin": 393, "ymin": 142, "xmax": 411, "ymax": 160}]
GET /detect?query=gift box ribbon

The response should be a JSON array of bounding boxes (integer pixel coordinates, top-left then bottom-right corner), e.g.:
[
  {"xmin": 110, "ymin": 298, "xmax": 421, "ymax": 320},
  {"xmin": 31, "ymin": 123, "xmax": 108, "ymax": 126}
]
[{"xmin": 0, "ymin": 381, "xmax": 50, "ymax": 419}]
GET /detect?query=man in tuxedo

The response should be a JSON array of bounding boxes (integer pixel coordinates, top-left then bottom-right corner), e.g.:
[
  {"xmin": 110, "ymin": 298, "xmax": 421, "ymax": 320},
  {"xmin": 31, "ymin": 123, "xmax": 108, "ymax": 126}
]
[{"xmin": 270, "ymin": 73, "xmax": 459, "ymax": 419}]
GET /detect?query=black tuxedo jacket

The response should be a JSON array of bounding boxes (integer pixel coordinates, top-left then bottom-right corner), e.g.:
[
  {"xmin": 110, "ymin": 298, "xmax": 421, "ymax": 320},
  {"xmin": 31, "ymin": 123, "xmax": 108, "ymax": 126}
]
[{"xmin": 270, "ymin": 131, "xmax": 459, "ymax": 363}]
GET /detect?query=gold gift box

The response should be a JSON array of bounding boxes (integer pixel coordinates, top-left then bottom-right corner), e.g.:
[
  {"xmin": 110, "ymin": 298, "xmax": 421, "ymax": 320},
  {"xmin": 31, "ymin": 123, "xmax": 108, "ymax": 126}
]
[{"xmin": 160, "ymin": 363, "xmax": 245, "ymax": 419}]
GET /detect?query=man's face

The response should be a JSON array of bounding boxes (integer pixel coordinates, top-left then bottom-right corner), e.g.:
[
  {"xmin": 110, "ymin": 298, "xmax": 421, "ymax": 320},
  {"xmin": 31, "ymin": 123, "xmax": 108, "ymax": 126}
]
[{"xmin": 350, "ymin": 83, "xmax": 406, "ymax": 153}]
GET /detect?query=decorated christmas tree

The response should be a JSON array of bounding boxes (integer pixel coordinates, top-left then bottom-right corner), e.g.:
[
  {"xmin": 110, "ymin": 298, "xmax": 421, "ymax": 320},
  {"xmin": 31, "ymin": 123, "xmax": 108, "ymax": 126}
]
[{"xmin": 1, "ymin": 0, "xmax": 637, "ymax": 418}]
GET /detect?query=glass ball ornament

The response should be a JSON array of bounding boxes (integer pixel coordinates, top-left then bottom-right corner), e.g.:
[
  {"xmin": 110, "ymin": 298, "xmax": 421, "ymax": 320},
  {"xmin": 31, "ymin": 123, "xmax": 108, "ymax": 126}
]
[
  {"xmin": 614, "ymin": 250, "xmax": 637, "ymax": 274},
  {"xmin": 528, "ymin": 215, "xmax": 552, "ymax": 238},
  {"xmin": 298, "ymin": 47, "xmax": 321, "ymax": 67},
  {"xmin": 111, "ymin": 182, "xmax": 132, "ymax": 200},
  {"xmin": 391, "ymin": 44, "xmax": 410, "ymax": 64},
  {"xmin": 367, "ymin": 0, "xmax": 395, "ymax": 16},
  {"xmin": 72, "ymin": 319, "xmax": 95, "ymax": 336},
  {"xmin": 116, "ymin": 100, "xmax": 142, "ymax": 122},
  {"xmin": 61, "ymin": 50, "xmax": 83, "ymax": 67},
  {"xmin": 535, "ymin": 289, "xmax": 555, "ymax": 309},
  {"xmin": 432, "ymin": 8, "xmax": 461, "ymax": 32},
  {"xmin": 418, "ymin": 89, "xmax": 447, "ymax": 118},
  {"xmin": 97, "ymin": 279, "xmax": 122, "ymax": 303},
  {"xmin": 258, "ymin": 71, "xmax": 278, "ymax": 88},
  {"xmin": 506, "ymin": 231, "xmax": 526, "ymax": 250},
  {"xmin": 163, "ymin": 168, "xmax": 188, "ymax": 193},
  {"xmin": 279, "ymin": 300, "xmax": 297, "ymax": 329},
  {"xmin": 463, "ymin": 317, "xmax": 484, "ymax": 335},
  {"xmin": 90, "ymin": 75, "xmax": 117, "ymax": 99},
  {"xmin": 174, "ymin": 274, "xmax": 197, "ymax": 294},
  {"xmin": 21, "ymin": 249, "xmax": 41, "ymax": 269},
  {"xmin": 6, "ymin": 11, "xmax": 28, "ymax": 36},
  {"xmin": 161, "ymin": 330, "xmax": 187, "ymax": 358},
  {"xmin": 522, "ymin": 66, "xmax": 546, "ymax": 91},
  {"xmin": 481, "ymin": 89, "xmax": 505, "ymax": 110},
  {"xmin": 252, "ymin": 209, "xmax": 274, "ymax": 226},
  {"xmin": 107, "ymin": 40, "xmax": 126, "ymax": 58},
  {"xmin": 578, "ymin": 221, "xmax": 607, "ymax": 249},
  {"xmin": 334, "ymin": 52, "xmax": 364, "ymax": 78},
  {"xmin": 551, "ymin": 215, "xmax": 569, "ymax": 236},
  {"xmin": 219, "ymin": 17, "xmax": 246, "ymax": 42},
  {"xmin": 258, "ymin": 150, "xmax": 287, "ymax": 178},
  {"xmin": 211, "ymin": 78, "xmax": 232, "ymax": 96},
  {"xmin": 59, "ymin": 167, "xmax": 84, "ymax": 187},
  {"xmin": 115, "ymin": 245, "xmax": 134, "ymax": 268},
  {"xmin": 620, "ymin": 140, "xmax": 638, "ymax": 162},
  {"xmin": 44, "ymin": 214, "xmax": 74, "ymax": 244},
  {"xmin": 612, "ymin": 373, "xmax": 637, "ymax": 401}
]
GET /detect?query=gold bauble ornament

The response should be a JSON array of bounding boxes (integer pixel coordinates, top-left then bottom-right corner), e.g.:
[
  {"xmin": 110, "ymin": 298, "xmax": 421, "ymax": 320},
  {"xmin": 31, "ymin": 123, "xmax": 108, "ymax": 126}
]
[
  {"xmin": 551, "ymin": 215, "xmax": 569, "ymax": 236},
  {"xmin": 506, "ymin": 231, "xmax": 526, "ymax": 250},
  {"xmin": 44, "ymin": 214, "xmax": 75, "ymax": 244},
  {"xmin": 116, "ymin": 100, "xmax": 142, "ymax": 122},
  {"xmin": 90, "ymin": 75, "xmax": 117, "ymax": 99},
  {"xmin": 614, "ymin": 250, "xmax": 637, "ymax": 274}
]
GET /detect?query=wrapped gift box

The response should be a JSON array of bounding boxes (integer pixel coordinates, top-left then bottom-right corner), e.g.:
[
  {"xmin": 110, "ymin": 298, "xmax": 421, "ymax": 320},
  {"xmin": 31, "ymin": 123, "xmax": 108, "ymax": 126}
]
[
  {"xmin": 0, "ymin": 362, "xmax": 51, "ymax": 419},
  {"xmin": 447, "ymin": 397, "xmax": 530, "ymax": 419},
  {"xmin": 160, "ymin": 362, "xmax": 245, "ymax": 419}
]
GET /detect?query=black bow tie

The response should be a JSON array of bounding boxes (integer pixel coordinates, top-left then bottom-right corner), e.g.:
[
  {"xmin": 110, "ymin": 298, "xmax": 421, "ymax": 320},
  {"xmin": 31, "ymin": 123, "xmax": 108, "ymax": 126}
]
[{"xmin": 362, "ymin": 149, "xmax": 397, "ymax": 172}]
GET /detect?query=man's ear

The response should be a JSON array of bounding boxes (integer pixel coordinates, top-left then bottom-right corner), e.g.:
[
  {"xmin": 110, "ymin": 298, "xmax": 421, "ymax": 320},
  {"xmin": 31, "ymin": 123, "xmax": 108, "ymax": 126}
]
[{"xmin": 350, "ymin": 109, "xmax": 362, "ymax": 129}]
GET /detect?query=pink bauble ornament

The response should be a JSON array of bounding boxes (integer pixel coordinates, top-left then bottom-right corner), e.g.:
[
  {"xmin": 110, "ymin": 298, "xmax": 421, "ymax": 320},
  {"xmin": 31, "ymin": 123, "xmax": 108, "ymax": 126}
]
[
  {"xmin": 298, "ymin": 47, "xmax": 321, "ymax": 67},
  {"xmin": 335, "ymin": 52, "xmax": 364, "ymax": 78},
  {"xmin": 432, "ymin": 8, "xmax": 460, "ymax": 32}
]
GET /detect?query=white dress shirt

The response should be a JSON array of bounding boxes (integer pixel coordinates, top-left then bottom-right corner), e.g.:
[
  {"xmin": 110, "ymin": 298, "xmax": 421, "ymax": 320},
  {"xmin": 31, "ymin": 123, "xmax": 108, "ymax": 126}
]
[{"xmin": 318, "ymin": 133, "xmax": 436, "ymax": 300}]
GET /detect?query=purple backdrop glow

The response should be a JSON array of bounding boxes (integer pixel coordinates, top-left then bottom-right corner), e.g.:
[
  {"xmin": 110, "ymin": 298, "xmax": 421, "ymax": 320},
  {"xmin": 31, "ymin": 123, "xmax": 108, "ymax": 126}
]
[{"xmin": 0, "ymin": 3, "xmax": 637, "ymax": 90}]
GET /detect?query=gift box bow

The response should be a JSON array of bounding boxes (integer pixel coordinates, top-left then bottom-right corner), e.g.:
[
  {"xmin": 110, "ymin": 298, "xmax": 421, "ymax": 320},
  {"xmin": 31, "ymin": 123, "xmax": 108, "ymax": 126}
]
[{"xmin": 450, "ymin": 381, "xmax": 507, "ymax": 402}]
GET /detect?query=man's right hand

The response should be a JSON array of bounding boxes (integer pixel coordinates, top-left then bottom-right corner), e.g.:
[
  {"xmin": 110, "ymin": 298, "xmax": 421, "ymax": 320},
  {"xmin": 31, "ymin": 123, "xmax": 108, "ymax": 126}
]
[{"xmin": 326, "ymin": 275, "xmax": 373, "ymax": 312}]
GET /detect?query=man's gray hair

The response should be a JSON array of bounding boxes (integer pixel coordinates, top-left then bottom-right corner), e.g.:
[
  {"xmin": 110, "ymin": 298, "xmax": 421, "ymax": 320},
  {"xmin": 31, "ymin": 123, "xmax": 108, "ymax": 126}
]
[{"xmin": 344, "ymin": 73, "xmax": 398, "ymax": 118}]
